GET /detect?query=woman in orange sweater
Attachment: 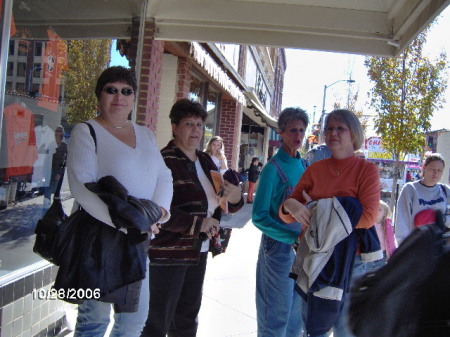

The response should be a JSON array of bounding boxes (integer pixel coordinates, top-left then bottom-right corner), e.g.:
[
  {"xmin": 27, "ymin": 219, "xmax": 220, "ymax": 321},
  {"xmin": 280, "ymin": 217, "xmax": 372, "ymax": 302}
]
[{"xmin": 280, "ymin": 109, "xmax": 380, "ymax": 337}]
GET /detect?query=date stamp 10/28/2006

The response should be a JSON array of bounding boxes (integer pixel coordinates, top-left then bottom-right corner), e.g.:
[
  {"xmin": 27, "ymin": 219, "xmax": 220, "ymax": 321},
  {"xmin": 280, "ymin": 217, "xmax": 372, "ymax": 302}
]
[{"xmin": 32, "ymin": 288, "xmax": 101, "ymax": 301}]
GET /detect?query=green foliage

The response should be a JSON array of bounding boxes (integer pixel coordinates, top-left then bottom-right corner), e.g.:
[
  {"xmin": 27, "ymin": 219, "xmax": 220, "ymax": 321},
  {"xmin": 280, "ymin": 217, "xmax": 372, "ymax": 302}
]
[
  {"xmin": 63, "ymin": 40, "xmax": 112, "ymax": 125},
  {"xmin": 365, "ymin": 28, "xmax": 448, "ymax": 207},
  {"xmin": 365, "ymin": 30, "xmax": 447, "ymax": 158}
]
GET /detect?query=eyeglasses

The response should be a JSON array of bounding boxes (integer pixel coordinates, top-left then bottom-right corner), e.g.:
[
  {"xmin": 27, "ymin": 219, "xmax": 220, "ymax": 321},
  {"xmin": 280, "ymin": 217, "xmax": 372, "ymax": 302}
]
[{"xmin": 102, "ymin": 87, "xmax": 134, "ymax": 96}]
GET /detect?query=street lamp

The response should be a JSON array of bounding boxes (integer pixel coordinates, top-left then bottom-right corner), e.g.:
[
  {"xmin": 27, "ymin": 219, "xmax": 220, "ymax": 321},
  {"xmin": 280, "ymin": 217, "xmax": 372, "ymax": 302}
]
[{"xmin": 319, "ymin": 79, "xmax": 355, "ymax": 141}]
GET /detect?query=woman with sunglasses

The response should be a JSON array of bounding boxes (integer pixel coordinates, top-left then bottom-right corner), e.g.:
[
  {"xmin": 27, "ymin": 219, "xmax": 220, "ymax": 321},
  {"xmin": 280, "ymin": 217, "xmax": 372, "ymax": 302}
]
[{"xmin": 67, "ymin": 66, "xmax": 173, "ymax": 337}]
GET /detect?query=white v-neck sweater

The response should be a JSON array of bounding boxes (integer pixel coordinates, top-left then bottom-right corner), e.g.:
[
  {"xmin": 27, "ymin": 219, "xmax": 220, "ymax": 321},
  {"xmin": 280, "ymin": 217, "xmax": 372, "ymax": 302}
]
[{"xmin": 67, "ymin": 119, "xmax": 173, "ymax": 228}]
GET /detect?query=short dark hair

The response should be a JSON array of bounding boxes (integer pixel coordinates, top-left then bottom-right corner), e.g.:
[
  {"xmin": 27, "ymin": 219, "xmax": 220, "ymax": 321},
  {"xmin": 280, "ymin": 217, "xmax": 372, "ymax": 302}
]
[
  {"xmin": 169, "ymin": 99, "xmax": 208, "ymax": 124},
  {"xmin": 424, "ymin": 153, "xmax": 445, "ymax": 168},
  {"xmin": 95, "ymin": 66, "xmax": 137, "ymax": 99},
  {"xmin": 278, "ymin": 107, "xmax": 309, "ymax": 132},
  {"xmin": 252, "ymin": 157, "xmax": 259, "ymax": 164}
]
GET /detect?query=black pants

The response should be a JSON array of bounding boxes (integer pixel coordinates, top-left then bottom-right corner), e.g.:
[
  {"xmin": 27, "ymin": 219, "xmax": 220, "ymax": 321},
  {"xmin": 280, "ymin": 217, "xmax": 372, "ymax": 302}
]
[{"xmin": 141, "ymin": 252, "xmax": 208, "ymax": 337}]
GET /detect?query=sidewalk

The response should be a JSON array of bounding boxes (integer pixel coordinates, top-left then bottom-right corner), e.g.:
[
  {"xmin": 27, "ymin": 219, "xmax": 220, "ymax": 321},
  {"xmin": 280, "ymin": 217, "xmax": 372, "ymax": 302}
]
[{"xmin": 197, "ymin": 202, "xmax": 258, "ymax": 336}]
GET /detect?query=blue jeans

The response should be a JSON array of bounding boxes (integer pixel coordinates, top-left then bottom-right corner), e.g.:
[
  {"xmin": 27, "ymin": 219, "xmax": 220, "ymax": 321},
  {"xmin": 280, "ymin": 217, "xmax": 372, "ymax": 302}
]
[
  {"xmin": 365, "ymin": 251, "xmax": 387, "ymax": 272},
  {"xmin": 256, "ymin": 234, "xmax": 303, "ymax": 337},
  {"xmin": 73, "ymin": 261, "xmax": 150, "ymax": 337},
  {"xmin": 333, "ymin": 255, "xmax": 367, "ymax": 337}
]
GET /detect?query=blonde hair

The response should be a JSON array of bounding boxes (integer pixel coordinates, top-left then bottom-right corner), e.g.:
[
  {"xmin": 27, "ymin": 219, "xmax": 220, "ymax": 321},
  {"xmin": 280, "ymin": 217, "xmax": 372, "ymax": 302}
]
[
  {"xmin": 204, "ymin": 136, "xmax": 224, "ymax": 155},
  {"xmin": 325, "ymin": 109, "xmax": 364, "ymax": 150},
  {"xmin": 379, "ymin": 200, "xmax": 392, "ymax": 226}
]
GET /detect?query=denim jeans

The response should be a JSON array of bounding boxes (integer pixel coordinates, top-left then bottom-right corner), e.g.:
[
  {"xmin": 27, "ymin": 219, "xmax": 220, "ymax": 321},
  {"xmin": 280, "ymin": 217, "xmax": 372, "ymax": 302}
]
[
  {"xmin": 365, "ymin": 251, "xmax": 387, "ymax": 272},
  {"xmin": 333, "ymin": 255, "xmax": 367, "ymax": 337},
  {"xmin": 256, "ymin": 234, "xmax": 303, "ymax": 337},
  {"xmin": 73, "ymin": 260, "xmax": 150, "ymax": 337}
]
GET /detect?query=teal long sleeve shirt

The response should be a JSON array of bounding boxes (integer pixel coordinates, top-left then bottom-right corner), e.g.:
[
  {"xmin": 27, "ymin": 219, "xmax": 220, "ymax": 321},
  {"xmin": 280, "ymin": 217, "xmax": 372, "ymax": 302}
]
[{"xmin": 252, "ymin": 147, "xmax": 306, "ymax": 244}]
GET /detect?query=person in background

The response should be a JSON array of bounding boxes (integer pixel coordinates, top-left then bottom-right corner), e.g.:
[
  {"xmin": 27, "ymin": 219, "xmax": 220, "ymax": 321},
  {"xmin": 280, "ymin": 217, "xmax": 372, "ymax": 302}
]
[
  {"xmin": 43, "ymin": 125, "xmax": 67, "ymax": 207},
  {"xmin": 252, "ymin": 107, "xmax": 309, "ymax": 337},
  {"xmin": 406, "ymin": 170, "xmax": 413, "ymax": 182},
  {"xmin": 304, "ymin": 121, "xmax": 331, "ymax": 165},
  {"xmin": 246, "ymin": 156, "xmax": 260, "ymax": 204},
  {"xmin": 395, "ymin": 153, "xmax": 450, "ymax": 244},
  {"xmin": 142, "ymin": 99, "xmax": 243, "ymax": 337},
  {"xmin": 204, "ymin": 135, "xmax": 228, "ymax": 174},
  {"xmin": 68, "ymin": 66, "xmax": 173, "ymax": 337},
  {"xmin": 367, "ymin": 200, "xmax": 396, "ymax": 271},
  {"xmin": 280, "ymin": 109, "xmax": 381, "ymax": 337}
]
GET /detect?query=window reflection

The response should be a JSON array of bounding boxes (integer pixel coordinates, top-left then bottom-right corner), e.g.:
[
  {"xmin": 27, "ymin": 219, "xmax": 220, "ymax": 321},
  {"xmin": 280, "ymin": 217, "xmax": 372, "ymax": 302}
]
[
  {"xmin": 0, "ymin": 26, "xmax": 72, "ymax": 277},
  {"xmin": 205, "ymin": 89, "xmax": 218, "ymax": 145},
  {"xmin": 188, "ymin": 74, "xmax": 219, "ymax": 148}
]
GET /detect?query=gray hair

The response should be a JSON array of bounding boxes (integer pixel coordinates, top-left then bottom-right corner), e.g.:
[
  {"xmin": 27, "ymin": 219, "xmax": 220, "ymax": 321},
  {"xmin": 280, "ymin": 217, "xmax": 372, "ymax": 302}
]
[{"xmin": 278, "ymin": 107, "xmax": 309, "ymax": 132}]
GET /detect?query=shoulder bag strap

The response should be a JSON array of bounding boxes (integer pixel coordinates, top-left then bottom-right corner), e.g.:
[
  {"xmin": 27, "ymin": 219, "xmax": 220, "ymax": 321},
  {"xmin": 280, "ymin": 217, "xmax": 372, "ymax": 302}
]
[
  {"xmin": 54, "ymin": 122, "xmax": 96, "ymax": 201},
  {"xmin": 53, "ymin": 153, "xmax": 66, "ymax": 200},
  {"xmin": 82, "ymin": 122, "xmax": 97, "ymax": 152},
  {"xmin": 440, "ymin": 184, "xmax": 447, "ymax": 198}
]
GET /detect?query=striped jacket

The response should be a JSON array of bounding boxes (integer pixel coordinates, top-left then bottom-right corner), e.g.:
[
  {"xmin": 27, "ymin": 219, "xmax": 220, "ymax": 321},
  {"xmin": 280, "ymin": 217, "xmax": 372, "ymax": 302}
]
[{"xmin": 148, "ymin": 140, "xmax": 243, "ymax": 265}]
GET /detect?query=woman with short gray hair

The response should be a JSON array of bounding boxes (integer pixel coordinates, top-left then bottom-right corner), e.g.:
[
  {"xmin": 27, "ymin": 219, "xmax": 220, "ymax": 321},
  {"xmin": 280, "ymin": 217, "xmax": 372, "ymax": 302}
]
[{"xmin": 252, "ymin": 106, "xmax": 309, "ymax": 337}]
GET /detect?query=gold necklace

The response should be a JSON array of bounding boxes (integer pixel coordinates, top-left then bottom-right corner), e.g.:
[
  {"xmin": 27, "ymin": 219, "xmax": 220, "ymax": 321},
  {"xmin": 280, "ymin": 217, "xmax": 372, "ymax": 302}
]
[
  {"xmin": 329, "ymin": 158, "xmax": 351, "ymax": 176},
  {"xmin": 98, "ymin": 115, "xmax": 130, "ymax": 129}
]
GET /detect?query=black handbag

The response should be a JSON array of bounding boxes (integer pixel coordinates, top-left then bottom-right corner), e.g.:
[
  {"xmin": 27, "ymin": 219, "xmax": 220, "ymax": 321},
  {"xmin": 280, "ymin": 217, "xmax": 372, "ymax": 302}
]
[
  {"xmin": 33, "ymin": 122, "xmax": 95, "ymax": 265},
  {"xmin": 53, "ymin": 207, "xmax": 147, "ymax": 303},
  {"xmin": 33, "ymin": 154, "xmax": 68, "ymax": 265}
]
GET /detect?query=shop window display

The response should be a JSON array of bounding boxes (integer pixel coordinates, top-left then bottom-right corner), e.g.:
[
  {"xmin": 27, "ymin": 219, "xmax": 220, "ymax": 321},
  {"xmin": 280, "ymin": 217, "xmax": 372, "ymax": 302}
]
[{"xmin": 0, "ymin": 23, "xmax": 73, "ymax": 278}]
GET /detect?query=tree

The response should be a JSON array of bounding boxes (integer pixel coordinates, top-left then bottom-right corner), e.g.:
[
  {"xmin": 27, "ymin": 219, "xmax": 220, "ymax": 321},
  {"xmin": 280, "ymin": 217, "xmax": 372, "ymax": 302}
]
[
  {"xmin": 64, "ymin": 40, "xmax": 112, "ymax": 125},
  {"xmin": 365, "ymin": 28, "xmax": 448, "ymax": 209}
]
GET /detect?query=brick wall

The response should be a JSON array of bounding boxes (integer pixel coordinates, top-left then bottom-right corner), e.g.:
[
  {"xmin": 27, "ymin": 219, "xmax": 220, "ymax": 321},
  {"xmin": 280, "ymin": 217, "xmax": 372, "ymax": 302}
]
[
  {"xmin": 135, "ymin": 21, "xmax": 164, "ymax": 131},
  {"xmin": 219, "ymin": 99, "xmax": 242, "ymax": 170},
  {"xmin": 176, "ymin": 58, "xmax": 192, "ymax": 99}
]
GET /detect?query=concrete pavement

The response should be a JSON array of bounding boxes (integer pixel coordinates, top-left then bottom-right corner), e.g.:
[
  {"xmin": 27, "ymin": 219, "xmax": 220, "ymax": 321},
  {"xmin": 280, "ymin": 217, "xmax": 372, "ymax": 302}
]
[{"xmin": 197, "ymin": 201, "xmax": 258, "ymax": 336}]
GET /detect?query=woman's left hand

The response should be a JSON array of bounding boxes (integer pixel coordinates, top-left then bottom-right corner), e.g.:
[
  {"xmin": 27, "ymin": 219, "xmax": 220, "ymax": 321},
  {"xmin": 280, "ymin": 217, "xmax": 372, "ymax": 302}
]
[
  {"xmin": 151, "ymin": 223, "xmax": 160, "ymax": 235},
  {"xmin": 221, "ymin": 180, "xmax": 242, "ymax": 204}
]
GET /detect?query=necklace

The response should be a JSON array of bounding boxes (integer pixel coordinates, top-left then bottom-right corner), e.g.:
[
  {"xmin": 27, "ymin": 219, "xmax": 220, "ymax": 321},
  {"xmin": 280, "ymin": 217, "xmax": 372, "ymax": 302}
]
[
  {"xmin": 98, "ymin": 115, "xmax": 129, "ymax": 129},
  {"xmin": 329, "ymin": 157, "xmax": 353, "ymax": 177}
]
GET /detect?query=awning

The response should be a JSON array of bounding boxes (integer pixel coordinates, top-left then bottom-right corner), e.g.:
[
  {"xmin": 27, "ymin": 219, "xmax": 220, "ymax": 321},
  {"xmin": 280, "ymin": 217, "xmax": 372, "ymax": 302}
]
[{"xmin": 244, "ymin": 90, "xmax": 278, "ymax": 129}]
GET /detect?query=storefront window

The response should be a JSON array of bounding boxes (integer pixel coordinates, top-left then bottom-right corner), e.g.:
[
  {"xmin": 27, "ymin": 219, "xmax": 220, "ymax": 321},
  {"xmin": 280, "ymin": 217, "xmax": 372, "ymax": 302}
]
[
  {"xmin": 188, "ymin": 74, "xmax": 220, "ymax": 148},
  {"xmin": 204, "ymin": 88, "xmax": 219, "ymax": 145},
  {"xmin": 0, "ymin": 2, "xmax": 124, "ymax": 280},
  {"xmin": 8, "ymin": 40, "xmax": 14, "ymax": 54},
  {"xmin": 0, "ymin": 28, "xmax": 74, "ymax": 278},
  {"xmin": 189, "ymin": 75, "xmax": 204, "ymax": 103}
]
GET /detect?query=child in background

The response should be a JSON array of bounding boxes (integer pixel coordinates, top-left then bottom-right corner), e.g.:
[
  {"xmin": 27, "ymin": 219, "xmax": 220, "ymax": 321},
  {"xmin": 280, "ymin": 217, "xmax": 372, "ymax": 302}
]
[{"xmin": 367, "ymin": 200, "xmax": 396, "ymax": 271}]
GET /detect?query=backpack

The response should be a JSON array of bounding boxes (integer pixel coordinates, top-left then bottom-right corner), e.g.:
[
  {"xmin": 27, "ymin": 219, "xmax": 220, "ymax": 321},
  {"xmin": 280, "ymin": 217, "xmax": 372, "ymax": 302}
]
[{"xmin": 348, "ymin": 210, "xmax": 450, "ymax": 337}]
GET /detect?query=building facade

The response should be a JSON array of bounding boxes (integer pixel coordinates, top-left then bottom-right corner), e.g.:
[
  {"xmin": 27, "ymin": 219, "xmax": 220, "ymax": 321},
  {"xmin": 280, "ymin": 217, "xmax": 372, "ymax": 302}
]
[{"xmin": 0, "ymin": 3, "xmax": 284, "ymax": 337}]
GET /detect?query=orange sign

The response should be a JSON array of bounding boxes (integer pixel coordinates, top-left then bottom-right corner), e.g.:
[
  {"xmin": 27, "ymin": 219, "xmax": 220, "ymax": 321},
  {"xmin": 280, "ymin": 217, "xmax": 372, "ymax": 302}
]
[{"xmin": 38, "ymin": 28, "xmax": 67, "ymax": 111}]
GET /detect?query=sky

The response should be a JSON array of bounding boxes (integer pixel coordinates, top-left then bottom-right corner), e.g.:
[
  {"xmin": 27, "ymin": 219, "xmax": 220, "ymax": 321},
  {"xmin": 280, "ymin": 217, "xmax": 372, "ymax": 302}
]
[{"xmin": 282, "ymin": 5, "xmax": 450, "ymax": 135}]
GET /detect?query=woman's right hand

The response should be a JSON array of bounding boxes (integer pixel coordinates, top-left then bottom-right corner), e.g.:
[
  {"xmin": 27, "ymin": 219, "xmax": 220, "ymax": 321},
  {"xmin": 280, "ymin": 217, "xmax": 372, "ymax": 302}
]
[
  {"xmin": 201, "ymin": 217, "xmax": 220, "ymax": 239},
  {"xmin": 282, "ymin": 198, "xmax": 311, "ymax": 226}
]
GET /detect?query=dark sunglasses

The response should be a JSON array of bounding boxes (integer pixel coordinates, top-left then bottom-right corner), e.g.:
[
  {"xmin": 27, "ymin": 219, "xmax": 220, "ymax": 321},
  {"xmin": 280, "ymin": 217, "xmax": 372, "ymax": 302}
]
[{"xmin": 103, "ymin": 87, "xmax": 134, "ymax": 96}]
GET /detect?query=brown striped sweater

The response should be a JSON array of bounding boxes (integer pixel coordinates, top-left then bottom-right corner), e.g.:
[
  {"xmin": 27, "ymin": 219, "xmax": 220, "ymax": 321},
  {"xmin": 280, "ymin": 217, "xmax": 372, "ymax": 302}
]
[{"xmin": 148, "ymin": 140, "xmax": 243, "ymax": 265}]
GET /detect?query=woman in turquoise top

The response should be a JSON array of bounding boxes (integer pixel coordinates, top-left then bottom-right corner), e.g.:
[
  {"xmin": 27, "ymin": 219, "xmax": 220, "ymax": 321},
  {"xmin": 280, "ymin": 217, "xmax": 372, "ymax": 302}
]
[{"xmin": 252, "ymin": 107, "xmax": 309, "ymax": 337}]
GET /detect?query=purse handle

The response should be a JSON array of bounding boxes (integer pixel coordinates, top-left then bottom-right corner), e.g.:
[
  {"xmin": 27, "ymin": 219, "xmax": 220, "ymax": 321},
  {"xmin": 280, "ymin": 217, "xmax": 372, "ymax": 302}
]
[
  {"xmin": 53, "ymin": 153, "xmax": 66, "ymax": 200},
  {"xmin": 53, "ymin": 122, "xmax": 97, "ymax": 201}
]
